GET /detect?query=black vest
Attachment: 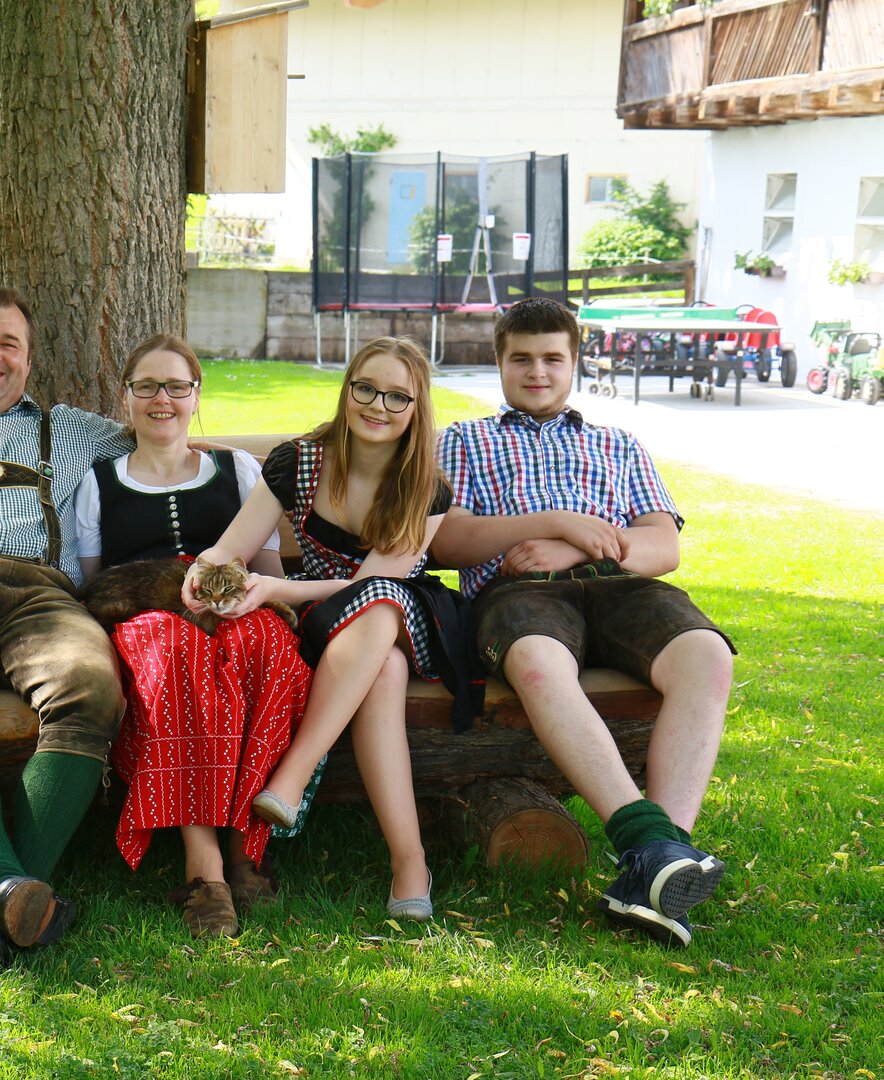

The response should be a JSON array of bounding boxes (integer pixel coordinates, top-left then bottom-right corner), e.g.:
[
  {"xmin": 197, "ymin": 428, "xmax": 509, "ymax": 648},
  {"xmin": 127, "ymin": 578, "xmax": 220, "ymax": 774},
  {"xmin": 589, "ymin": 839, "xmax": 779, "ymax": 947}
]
[{"xmin": 94, "ymin": 451, "xmax": 241, "ymax": 567}]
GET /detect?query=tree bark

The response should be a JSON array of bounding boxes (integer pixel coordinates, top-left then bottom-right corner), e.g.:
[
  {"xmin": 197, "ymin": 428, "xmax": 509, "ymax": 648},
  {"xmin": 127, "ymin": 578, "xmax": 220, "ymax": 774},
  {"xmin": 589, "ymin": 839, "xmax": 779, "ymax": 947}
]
[{"xmin": 0, "ymin": 1, "xmax": 192, "ymax": 414}]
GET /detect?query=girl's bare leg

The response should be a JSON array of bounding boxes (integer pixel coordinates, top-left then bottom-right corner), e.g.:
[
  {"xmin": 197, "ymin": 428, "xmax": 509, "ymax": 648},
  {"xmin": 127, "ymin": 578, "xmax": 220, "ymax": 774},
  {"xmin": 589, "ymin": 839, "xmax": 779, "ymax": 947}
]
[
  {"xmin": 349, "ymin": 645, "xmax": 429, "ymax": 901},
  {"xmin": 262, "ymin": 603, "xmax": 403, "ymax": 802}
]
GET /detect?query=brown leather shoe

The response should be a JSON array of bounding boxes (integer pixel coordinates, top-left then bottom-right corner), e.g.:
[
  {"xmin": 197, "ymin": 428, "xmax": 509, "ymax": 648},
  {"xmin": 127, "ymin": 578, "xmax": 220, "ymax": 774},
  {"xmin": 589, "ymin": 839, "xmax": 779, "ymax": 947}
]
[
  {"xmin": 169, "ymin": 879, "xmax": 239, "ymax": 939},
  {"xmin": 228, "ymin": 859, "xmax": 279, "ymax": 911},
  {"xmin": 0, "ymin": 876, "xmax": 55, "ymax": 947}
]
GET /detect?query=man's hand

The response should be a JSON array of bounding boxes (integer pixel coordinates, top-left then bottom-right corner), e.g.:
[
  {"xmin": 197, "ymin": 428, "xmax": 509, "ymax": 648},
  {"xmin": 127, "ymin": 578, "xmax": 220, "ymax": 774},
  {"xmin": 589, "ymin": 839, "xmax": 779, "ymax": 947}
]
[
  {"xmin": 556, "ymin": 512, "xmax": 624, "ymax": 562},
  {"xmin": 501, "ymin": 538, "xmax": 589, "ymax": 575}
]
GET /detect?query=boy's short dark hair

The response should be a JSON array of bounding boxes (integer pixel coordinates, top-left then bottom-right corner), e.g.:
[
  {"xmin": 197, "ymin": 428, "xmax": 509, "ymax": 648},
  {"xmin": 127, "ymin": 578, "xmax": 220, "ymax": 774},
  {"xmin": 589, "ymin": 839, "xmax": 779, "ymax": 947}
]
[
  {"xmin": 494, "ymin": 297, "xmax": 579, "ymax": 359},
  {"xmin": 0, "ymin": 286, "xmax": 37, "ymax": 362}
]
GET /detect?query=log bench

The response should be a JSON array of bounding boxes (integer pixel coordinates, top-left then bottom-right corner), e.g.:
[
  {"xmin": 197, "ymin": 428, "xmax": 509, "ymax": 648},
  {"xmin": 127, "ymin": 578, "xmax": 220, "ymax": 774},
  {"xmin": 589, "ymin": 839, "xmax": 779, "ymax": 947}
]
[{"xmin": 0, "ymin": 434, "xmax": 662, "ymax": 869}]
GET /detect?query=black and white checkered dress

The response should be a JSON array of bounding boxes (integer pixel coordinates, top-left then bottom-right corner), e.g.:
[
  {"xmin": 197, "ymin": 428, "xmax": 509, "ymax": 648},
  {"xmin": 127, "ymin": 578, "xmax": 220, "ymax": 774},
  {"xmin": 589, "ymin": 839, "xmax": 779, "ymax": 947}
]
[{"xmin": 263, "ymin": 439, "xmax": 449, "ymax": 681}]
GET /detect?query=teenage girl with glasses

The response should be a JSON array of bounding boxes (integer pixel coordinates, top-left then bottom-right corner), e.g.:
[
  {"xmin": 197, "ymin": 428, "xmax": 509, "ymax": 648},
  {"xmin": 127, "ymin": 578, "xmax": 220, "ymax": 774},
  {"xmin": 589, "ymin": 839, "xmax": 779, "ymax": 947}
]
[{"xmin": 186, "ymin": 337, "xmax": 482, "ymax": 922}]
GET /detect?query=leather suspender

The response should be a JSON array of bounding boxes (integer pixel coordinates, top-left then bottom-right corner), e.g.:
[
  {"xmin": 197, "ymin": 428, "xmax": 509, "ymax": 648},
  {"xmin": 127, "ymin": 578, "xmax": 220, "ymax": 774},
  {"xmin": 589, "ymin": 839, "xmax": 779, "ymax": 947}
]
[{"xmin": 0, "ymin": 409, "xmax": 62, "ymax": 568}]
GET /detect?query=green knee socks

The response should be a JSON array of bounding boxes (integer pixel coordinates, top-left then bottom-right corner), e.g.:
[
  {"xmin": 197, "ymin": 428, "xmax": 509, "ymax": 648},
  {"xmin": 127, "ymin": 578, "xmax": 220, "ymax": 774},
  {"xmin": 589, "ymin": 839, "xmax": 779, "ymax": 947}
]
[
  {"xmin": 0, "ymin": 797, "xmax": 28, "ymax": 882},
  {"xmin": 604, "ymin": 798, "xmax": 689, "ymax": 858},
  {"xmin": 13, "ymin": 752, "xmax": 103, "ymax": 882}
]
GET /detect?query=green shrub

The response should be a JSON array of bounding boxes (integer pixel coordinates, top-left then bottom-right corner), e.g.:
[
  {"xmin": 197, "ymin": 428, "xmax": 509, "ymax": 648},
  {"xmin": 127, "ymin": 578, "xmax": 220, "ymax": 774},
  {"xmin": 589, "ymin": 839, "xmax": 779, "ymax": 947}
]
[
  {"xmin": 576, "ymin": 218, "xmax": 680, "ymax": 268},
  {"xmin": 576, "ymin": 178, "xmax": 689, "ymax": 268}
]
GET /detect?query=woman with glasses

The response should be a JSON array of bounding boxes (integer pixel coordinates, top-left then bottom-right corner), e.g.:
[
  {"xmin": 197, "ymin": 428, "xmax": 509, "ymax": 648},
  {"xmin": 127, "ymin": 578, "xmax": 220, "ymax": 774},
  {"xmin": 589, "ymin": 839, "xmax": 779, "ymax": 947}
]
[
  {"xmin": 74, "ymin": 335, "xmax": 313, "ymax": 938},
  {"xmin": 185, "ymin": 337, "xmax": 481, "ymax": 923}
]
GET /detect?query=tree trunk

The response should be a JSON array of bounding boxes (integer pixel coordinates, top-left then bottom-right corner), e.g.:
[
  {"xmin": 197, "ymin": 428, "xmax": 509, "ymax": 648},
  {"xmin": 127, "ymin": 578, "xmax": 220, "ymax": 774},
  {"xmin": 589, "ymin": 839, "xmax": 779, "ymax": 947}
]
[{"xmin": 0, "ymin": 1, "xmax": 192, "ymax": 414}]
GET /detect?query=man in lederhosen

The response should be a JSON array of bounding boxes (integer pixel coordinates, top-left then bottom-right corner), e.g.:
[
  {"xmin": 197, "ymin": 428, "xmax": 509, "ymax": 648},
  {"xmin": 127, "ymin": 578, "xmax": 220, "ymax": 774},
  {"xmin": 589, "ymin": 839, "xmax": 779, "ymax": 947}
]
[{"xmin": 0, "ymin": 287, "xmax": 133, "ymax": 965}]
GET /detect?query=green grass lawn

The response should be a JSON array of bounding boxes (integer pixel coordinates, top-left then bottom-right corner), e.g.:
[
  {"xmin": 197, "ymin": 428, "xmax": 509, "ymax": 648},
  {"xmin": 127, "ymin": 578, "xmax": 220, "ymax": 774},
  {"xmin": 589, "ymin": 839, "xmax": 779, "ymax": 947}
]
[
  {"xmin": 1, "ymin": 365, "xmax": 880, "ymax": 1079},
  {"xmin": 194, "ymin": 359, "xmax": 493, "ymax": 436}
]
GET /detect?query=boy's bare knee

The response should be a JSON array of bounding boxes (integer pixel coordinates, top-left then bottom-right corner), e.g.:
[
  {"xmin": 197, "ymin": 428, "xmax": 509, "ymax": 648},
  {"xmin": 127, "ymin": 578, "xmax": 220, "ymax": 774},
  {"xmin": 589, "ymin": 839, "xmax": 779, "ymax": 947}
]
[
  {"xmin": 652, "ymin": 629, "xmax": 733, "ymax": 694},
  {"xmin": 503, "ymin": 634, "xmax": 576, "ymax": 689}
]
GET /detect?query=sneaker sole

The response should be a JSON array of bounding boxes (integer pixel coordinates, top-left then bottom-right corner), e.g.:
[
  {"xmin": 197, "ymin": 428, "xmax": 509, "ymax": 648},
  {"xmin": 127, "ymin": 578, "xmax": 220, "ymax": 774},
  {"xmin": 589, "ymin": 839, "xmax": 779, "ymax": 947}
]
[
  {"xmin": 598, "ymin": 894, "xmax": 692, "ymax": 948},
  {"xmin": 649, "ymin": 855, "xmax": 725, "ymax": 918}
]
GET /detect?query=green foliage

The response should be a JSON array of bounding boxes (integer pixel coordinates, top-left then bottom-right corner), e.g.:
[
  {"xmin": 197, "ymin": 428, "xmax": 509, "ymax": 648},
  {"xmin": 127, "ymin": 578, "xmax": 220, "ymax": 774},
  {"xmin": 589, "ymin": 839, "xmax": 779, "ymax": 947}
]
[
  {"xmin": 577, "ymin": 178, "xmax": 689, "ymax": 268},
  {"xmin": 611, "ymin": 177, "xmax": 690, "ymax": 252},
  {"xmin": 642, "ymin": 0, "xmax": 714, "ymax": 15},
  {"xmin": 408, "ymin": 191, "xmax": 480, "ymax": 275},
  {"xmin": 828, "ymin": 258, "xmax": 871, "ymax": 286},
  {"xmin": 306, "ymin": 123, "xmax": 397, "ymax": 157},
  {"xmin": 734, "ymin": 250, "xmax": 777, "ymax": 275},
  {"xmin": 576, "ymin": 218, "xmax": 681, "ymax": 269},
  {"xmin": 184, "ymin": 194, "xmax": 207, "ymax": 253}
]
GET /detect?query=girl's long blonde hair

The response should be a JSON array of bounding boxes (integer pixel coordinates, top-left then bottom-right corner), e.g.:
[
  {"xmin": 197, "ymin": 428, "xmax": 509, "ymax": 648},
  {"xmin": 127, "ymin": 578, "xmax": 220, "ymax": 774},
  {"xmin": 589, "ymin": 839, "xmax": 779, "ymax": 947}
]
[{"xmin": 304, "ymin": 336, "xmax": 447, "ymax": 554}]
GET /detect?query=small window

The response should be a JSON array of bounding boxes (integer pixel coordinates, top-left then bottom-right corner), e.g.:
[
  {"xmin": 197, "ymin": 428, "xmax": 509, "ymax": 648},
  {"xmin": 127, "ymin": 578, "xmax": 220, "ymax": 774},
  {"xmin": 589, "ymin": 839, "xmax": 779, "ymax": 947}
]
[
  {"xmin": 761, "ymin": 173, "xmax": 796, "ymax": 256},
  {"xmin": 585, "ymin": 175, "xmax": 625, "ymax": 204},
  {"xmin": 854, "ymin": 176, "xmax": 884, "ymax": 269}
]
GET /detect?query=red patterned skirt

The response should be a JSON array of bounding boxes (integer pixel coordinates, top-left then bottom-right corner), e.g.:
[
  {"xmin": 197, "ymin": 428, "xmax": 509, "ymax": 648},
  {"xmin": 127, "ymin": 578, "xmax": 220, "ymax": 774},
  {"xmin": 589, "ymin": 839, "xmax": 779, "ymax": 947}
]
[{"xmin": 110, "ymin": 608, "xmax": 312, "ymax": 870}]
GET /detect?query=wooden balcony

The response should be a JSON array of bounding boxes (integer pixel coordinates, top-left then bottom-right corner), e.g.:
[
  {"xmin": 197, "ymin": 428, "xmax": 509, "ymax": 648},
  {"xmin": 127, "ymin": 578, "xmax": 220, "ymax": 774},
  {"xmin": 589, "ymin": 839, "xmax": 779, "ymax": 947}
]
[{"xmin": 618, "ymin": 0, "xmax": 884, "ymax": 129}]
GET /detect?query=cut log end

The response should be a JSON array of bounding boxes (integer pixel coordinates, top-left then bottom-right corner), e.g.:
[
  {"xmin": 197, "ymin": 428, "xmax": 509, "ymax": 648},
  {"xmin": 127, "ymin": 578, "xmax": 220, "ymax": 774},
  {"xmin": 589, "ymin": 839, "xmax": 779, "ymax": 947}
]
[
  {"xmin": 454, "ymin": 777, "xmax": 589, "ymax": 870},
  {"xmin": 486, "ymin": 807, "xmax": 589, "ymax": 870}
]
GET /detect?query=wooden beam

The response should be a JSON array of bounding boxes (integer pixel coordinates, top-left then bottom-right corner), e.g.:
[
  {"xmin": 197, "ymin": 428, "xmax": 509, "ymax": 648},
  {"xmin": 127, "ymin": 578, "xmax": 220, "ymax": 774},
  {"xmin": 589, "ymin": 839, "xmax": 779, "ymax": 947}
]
[{"xmin": 202, "ymin": 0, "xmax": 308, "ymax": 29}]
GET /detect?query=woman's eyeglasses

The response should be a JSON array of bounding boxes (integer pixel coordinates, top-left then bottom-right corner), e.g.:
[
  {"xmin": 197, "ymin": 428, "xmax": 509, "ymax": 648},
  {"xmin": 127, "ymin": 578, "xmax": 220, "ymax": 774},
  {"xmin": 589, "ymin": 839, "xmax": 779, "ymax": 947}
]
[
  {"xmin": 126, "ymin": 379, "xmax": 200, "ymax": 399},
  {"xmin": 349, "ymin": 380, "xmax": 414, "ymax": 413}
]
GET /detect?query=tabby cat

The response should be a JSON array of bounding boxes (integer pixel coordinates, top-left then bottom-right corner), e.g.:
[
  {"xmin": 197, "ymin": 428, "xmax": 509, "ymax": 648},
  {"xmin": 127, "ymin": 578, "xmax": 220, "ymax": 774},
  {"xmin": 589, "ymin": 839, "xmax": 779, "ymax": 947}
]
[{"xmin": 80, "ymin": 556, "xmax": 299, "ymax": 636}]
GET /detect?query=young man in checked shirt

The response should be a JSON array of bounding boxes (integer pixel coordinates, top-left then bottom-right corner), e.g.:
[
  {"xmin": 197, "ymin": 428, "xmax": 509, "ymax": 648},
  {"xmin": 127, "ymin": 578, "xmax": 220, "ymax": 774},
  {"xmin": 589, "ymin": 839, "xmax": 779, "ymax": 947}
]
[
  {"xmin": 0, "ymin": 288, "xmax": 131, "ymax": 965},
  {"xmin": 433, "ymin": 297, "xmax": 736, "ymax": 948}
]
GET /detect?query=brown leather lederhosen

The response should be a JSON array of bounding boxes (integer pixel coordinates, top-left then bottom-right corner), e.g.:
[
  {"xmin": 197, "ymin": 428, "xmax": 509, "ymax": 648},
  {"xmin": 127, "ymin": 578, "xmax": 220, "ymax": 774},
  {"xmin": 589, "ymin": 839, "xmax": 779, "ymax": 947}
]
[{"xmin": 0, "ymin": 408, "xmax": 62, "ymax": 569}]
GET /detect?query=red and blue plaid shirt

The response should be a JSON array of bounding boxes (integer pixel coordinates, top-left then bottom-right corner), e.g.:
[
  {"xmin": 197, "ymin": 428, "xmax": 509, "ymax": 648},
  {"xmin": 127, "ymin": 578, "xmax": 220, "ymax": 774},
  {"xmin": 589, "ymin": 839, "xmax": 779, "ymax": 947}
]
[{"xmin": 436, "ymin": 404, "xmax": 684, "ymax": 599}]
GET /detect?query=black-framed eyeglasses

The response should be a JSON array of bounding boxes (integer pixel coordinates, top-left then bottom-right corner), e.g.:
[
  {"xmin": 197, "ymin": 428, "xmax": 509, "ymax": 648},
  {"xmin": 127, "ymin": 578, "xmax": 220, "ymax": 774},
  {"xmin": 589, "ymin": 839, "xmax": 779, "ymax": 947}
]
[
  {"xmin": 126, "ymin": 379, "xmax": 200, "ymax": 399},
  {"xmin": 349, "ymin": 380, "xmax": 414, "ymax": 414}
]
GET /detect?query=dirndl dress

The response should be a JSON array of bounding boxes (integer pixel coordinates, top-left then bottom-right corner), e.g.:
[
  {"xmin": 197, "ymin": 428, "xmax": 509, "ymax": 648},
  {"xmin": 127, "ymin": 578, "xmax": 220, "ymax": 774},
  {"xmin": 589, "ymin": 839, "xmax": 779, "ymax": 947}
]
[{"xmin": 262, "ymin": 439, "xmax": 484, "ymax": 732}]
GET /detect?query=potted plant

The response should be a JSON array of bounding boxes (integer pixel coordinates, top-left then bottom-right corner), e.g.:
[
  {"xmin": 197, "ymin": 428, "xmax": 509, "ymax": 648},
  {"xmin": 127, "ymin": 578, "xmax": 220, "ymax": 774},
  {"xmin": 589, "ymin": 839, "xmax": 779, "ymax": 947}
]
[
  {"xmin": 827, "ymin": 258, "xmax": 884, "ymax": 286},
  {"xmin": 734, "ymin": 251, "xmax": 785, "ymax": 278}
]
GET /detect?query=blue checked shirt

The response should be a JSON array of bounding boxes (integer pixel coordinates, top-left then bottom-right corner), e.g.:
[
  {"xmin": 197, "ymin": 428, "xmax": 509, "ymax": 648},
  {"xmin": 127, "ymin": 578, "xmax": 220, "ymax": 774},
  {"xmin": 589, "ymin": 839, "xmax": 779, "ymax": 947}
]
[
  {"xmin": 0, "ymin": 395, "xmax": 133, "ymax": 585},
  {"xmin": 436, "ymin": 404, "xmax": 684, "ymax": 599}
]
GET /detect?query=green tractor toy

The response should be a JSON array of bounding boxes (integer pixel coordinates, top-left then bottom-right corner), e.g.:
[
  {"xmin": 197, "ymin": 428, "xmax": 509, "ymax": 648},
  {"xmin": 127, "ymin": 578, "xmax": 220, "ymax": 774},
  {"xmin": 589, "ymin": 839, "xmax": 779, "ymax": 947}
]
[{"xmin": 807, "ymin": 321, "xmax": 883, "ymax": 405}]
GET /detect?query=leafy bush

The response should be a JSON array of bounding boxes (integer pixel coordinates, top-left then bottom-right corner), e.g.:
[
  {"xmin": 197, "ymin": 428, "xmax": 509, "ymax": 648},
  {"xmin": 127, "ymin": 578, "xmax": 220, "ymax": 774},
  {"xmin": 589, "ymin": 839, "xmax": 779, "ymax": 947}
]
[
  {"xmin": 306, "ymin": 123, "xmax": 397, "ymax": 157},
  {"xmin": 576, "ymin": 219, "xmax": 681, "ymax": 268},
  {"xmin": 576, "ymin": 178, "xmax": 689, "ymax": 268}
]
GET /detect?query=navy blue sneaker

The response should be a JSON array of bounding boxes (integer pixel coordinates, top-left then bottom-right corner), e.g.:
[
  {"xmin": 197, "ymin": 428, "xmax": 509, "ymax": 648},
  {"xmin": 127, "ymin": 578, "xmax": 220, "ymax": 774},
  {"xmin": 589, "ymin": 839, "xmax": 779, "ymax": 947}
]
[
  {"xmin": 604, "ymin": 840, "xmax": 725, "ymax": 920},
  {"xmin": 598, "ymin": 891, "xmax": 693, "ymax": 948}
]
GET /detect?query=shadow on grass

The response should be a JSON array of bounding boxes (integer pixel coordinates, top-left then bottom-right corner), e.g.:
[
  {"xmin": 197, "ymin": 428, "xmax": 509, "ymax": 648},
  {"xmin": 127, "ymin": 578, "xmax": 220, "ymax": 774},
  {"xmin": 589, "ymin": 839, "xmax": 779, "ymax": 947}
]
[{"xmin": 0, "ymin": 586, "xmax": 877, "ymax": 1077}]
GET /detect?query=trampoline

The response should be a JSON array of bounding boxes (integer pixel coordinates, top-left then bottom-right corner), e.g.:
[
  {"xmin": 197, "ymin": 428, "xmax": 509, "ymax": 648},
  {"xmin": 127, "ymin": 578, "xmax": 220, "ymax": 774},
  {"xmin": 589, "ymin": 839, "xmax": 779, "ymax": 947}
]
[{"xmin": 312, "ymin": 151, "xmax": 568, "ymax": 363}]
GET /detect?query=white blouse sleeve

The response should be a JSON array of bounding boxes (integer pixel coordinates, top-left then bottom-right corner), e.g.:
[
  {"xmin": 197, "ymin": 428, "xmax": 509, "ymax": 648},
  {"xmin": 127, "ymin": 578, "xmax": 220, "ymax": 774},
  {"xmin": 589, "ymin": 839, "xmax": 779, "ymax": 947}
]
[
  {"xmin": 74, "ymin": 468, "xmax": 103, "ymax": 558},
  {"xmin": 233, "ymin": 450, "xmax": 280, "ymax": 552}
]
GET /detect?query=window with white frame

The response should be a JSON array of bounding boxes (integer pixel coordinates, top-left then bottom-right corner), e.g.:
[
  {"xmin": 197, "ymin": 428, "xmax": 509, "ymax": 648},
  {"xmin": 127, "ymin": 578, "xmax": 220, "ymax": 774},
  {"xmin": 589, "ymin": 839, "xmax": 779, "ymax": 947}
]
[
  {"xmin": 762, "ymin": 173, "xmax": 797, "ymax": 256},
  {"xmin": 854, "ymin": 177, "xmax": 884, "ymax": 269},
  {"xmin": 585, "ymin": 175, "xmax": 625, "ymax": 205}
]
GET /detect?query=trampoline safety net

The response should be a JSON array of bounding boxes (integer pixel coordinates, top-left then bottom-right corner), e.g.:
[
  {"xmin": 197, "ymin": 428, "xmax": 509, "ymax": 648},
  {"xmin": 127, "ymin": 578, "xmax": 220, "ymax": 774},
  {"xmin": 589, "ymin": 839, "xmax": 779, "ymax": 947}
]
[{"xmin": 312, "ymin": 151, "xmax": 568, "ymax": 314}]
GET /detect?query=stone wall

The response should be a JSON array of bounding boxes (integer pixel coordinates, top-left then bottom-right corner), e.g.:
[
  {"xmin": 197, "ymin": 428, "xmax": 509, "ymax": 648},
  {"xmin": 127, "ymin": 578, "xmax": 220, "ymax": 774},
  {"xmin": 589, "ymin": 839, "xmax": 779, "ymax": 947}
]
[{"xmin": 186, "ymin": 268, "xmax": 497, "ymax": 365}]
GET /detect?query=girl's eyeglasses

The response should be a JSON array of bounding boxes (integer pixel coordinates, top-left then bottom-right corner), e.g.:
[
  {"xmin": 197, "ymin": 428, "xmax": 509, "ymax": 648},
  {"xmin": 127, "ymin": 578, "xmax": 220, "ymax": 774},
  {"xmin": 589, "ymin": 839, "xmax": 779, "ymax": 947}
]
[
  {"xmin": 349, "ymin": 380, "xmax": 414, "ymax": 413},
  {"xmin": 126, "ymin": 379, "xmax": 199, "ymax": 399}
]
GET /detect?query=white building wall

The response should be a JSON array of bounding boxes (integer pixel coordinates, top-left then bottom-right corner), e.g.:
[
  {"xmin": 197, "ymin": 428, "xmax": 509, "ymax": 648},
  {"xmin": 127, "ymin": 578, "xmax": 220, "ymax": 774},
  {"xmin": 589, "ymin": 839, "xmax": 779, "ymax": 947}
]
[
  {"xmin": 214, "ymin": 0, "xmax": 706, "ymax": 267},
  {"xmin": 698, "ymin": 115, "xmax": 884, "ymax": 378}
]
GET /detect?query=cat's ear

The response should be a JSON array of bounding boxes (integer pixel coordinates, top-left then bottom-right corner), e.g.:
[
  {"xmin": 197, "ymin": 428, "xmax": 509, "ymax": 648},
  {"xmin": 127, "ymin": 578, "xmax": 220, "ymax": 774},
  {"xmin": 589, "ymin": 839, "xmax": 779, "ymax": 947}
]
[
  {"xmin": 195, "ymin": 556, "xmax": 212, "ymax": 570},
  {"xmin": 231, "ymin": 556, "xmax": 248, "ymax": 570}
]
